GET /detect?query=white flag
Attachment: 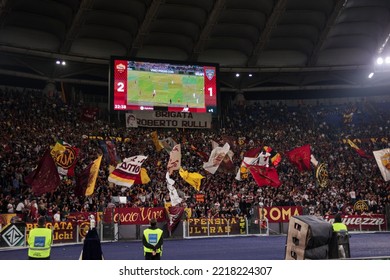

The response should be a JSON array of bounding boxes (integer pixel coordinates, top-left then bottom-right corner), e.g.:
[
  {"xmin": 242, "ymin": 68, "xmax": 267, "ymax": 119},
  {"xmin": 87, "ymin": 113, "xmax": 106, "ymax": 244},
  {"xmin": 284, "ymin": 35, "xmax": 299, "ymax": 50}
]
[
  {"xmin": 373, "ymin": 149, "xmax": 390, "ymax": 181},
  {"xmin": 311, "ymin": 154, "xmax": 319, "ymax": 167},
  {"xmin": 203, "ymin": 142, "xmax": 230, "ymax": 174},
  {"xmin": 167, "ymin": 144, "xmax": 181, "ymax": 175},
  {"xmin": 166, "ymin": 172, "xmax": 182, "ymax": 206},
  {"xmin": 252, "ymin": 151, "xmax": 271, "ymax": 167}
]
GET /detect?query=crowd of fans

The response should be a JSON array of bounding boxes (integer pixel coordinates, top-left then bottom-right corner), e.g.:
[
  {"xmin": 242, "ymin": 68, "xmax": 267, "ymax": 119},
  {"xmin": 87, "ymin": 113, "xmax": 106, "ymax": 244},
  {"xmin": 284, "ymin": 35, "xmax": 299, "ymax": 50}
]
[{"xmin": 0, "ymin": 87, "xmax": 389, "ymax": 225}]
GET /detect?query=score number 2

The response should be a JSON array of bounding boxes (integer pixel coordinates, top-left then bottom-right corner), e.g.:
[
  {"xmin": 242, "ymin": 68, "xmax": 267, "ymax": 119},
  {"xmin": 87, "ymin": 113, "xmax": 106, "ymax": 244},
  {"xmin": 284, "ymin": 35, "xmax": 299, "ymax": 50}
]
[{"xmin": 117, "ymin": 82, "xmax": 125, "ymax": 92}]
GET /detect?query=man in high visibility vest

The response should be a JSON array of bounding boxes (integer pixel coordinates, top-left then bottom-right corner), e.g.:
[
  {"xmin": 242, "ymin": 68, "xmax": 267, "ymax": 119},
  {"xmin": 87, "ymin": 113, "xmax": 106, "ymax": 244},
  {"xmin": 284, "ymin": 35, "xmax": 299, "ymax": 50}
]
[
  {"xmin": 28, "ymin": 216, "xmax": 53, "ymax": 260},
  {"xmin": 331, "ymin": 213, "xmax": 349, "ymax": 258},
  {"xmin": 332, "ymin": 213, "xmax": 348, "ymax": 232},
  {"xmin": 142, "ymin": 218, "xmax": 163, "ymax": 260}
]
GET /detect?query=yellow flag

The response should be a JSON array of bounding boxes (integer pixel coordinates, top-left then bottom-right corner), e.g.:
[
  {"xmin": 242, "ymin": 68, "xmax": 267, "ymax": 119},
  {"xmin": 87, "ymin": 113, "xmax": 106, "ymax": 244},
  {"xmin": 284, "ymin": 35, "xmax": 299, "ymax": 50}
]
[
  {"xmin": 151, "ymin": 131, "xmax": 164, "ymax": 152},
  {"xmin": 85, "ymin": 155, "xmax": 103, "ymax": 196},
  {"xmin": 139, "ymin": 167, "xmax": 151, "ymax": 184},
  {"xmin": 179, "ymin": 167, "xmax": 205, "ymax": 191},
  {"xmin": 347, "ymin": 139, "xmax": 359, "ymax": 150}
]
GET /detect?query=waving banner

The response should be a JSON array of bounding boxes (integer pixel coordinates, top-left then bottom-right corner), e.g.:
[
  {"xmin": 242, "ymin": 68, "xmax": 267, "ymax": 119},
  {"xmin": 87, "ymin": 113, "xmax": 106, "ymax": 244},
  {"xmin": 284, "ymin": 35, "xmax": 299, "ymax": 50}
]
[
  {"xmin": 373, "ymin": 148, "xmax": 390, "ymax": 181},
  {"xmin": 167, "ymin": 144, "xmax": 181, "ymax": 175},
  {"xmin": 108, "ymin": 155, "xmax": 148, "ymax": 187},
  {"xmin": 166, "ymin": 172, "xmax": 182, "ymax": 206},
  {"xmin": 203, "ymin": 142, "xmax": 230, "ymax": 174}
]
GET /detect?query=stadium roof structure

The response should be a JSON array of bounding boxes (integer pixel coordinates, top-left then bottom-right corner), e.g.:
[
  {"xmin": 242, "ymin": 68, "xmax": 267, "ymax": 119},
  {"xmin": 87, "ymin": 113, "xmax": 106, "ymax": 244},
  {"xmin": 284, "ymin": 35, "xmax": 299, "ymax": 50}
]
[{"xmin": 1, "ymin": 0, "xmax": 390, "ymax": 98}]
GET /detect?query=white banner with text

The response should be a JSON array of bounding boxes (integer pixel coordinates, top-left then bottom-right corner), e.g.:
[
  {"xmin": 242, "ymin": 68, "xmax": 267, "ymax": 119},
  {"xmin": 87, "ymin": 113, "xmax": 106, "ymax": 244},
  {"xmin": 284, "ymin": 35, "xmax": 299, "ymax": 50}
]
[{"xmin": 126, "ymin": 111, "xmax": 212, "ymax": 129}]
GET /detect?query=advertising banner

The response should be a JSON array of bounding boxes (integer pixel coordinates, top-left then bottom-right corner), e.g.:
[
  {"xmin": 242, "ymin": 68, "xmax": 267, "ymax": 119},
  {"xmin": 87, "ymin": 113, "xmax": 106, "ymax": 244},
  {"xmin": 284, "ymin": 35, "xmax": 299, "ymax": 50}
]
[
  {"xmin": 26, "ymin": 221, "xmax": 79, "ymax": 244},
  {"xmin": 186, "ymin": 217, "xmax": 244, "ymax": 237},
  {"xmin": 0, "ymin": 222, "xmax": 25, "ymax": 247},
  {"xmin": 323, "ymin": 214, "xmax": 386, "ymax": 231},
  {"xmin": 258, "ymin": 206, "xmax": 303, "ymax": 223},
  {"xmin": 113, "ymin": 207, "xmax": 166, "ymax": 225}
]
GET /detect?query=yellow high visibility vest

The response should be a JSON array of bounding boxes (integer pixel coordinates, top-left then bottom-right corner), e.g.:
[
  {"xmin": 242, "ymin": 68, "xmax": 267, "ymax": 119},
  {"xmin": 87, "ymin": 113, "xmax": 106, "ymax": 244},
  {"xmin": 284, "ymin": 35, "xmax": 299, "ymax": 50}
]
[
  {"xmin": 28, "ymin": 228, "xmax": 53, "ymax": 259},
  {"xmin": 333, "ymin": 222, "xmax": 347, "ymax": 232},
  {"xmin": 143, "ymin": 228, "xmax": 163, "ymax": 255}
]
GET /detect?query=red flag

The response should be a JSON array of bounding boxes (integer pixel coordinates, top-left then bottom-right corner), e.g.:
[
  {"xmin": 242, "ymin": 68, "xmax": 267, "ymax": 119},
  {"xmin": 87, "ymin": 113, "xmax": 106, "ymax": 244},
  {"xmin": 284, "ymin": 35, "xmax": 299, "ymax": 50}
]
[
  {"xmin": 247, "ymin": 165, "xmax": 281, "ymax": 187},
  {"xmin": 285, "ymin": 144, "xmax": 311, "ymax": 172},
  {"xmin": 106, "ymin": 140, "xmax": 119, "ymax": 165},
  {"xmin": 81, "ymin": 107, "xmax": 99, "ymax": 122},
  {"xmin": 166, "ymin": 206, "xmax": 185, "ymax": 233},
  {"xmin": 25, "ymin": 148, "xmax": 61, "ymax": 196},
  {"xmin": 244, "ymin": 147, "xmax": 262, "ymax": 157},
  {"xmin": 190, "ymin": 144, "xmax": 209, "ymax": 161}
]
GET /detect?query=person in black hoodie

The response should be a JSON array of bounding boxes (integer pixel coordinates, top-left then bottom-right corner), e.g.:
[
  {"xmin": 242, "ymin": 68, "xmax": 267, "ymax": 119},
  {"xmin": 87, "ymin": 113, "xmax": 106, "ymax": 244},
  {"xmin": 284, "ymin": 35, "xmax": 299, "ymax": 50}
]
[{"xmin": 80, "ymin": 227, "xmax": 104, "ymax": 260}]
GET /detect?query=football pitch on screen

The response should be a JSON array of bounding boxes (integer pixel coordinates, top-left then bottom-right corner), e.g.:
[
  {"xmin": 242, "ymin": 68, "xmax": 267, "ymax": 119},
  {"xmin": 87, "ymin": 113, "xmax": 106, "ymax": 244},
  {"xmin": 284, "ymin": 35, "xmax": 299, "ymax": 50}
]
[{"xmin": 127, "ymin": 71, "xmax": 205, "ymax": 108}]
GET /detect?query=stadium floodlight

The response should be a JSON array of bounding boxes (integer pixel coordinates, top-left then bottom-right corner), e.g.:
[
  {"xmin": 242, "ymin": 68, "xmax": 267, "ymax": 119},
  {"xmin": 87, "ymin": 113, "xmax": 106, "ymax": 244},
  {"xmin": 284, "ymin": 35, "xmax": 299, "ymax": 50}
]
[
  {"xmin": 248, "ymin": 73, "xmax": 253, "ymax": 77},
  {"xmin": 376, "ymin": 57, "xmax": 384, "ymax": 65},
  {"xmin": 386, "ymin": 57, "xmax": 390, "ymax": 64},
  {"xmin": 368, "ymin": 72, "xmax": 374, "ymax": 79},
  {"xmin": 235, "ymin": 73, "xmax": 240, "ymax": 77},
  {"xmin": 56, "ymin": 60, "xmax": 66, "ymax": 66}
]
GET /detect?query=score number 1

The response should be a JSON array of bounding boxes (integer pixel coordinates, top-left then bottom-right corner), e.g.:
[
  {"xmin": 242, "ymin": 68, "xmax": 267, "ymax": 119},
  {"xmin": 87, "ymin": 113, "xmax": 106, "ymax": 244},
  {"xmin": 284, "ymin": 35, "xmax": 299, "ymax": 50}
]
[{"xmin": 207, "ymin": 87, "xmax": 213, "ymax": 96}]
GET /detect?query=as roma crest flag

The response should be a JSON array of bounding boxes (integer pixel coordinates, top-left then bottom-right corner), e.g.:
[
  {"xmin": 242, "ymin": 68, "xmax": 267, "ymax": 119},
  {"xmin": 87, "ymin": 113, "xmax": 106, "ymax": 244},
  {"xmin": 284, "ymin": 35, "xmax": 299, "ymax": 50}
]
[
  {"xmin": 285, "ymin": 144, "xmax": 311, "ymax": 172},
  {"xmin": 247, "ymin": 165, "xmax": 281, "ymax": 188},
  {"xmin": 51, "ymin": 141, "xmax": 79, "ymax": 177},
  {"xmin": 25, "ymin": 148, "xmax": 61, "ymax": 196}
]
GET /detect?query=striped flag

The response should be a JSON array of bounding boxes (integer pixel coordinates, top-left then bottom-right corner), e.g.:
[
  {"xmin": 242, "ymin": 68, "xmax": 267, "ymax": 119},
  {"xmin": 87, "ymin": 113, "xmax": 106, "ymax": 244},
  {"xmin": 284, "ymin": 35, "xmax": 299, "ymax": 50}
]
[
  {"xmin": 75, "ymin": 155, "xmax": 102, "ymax": 196},
  {"xmin": 108, "ymin": 155, "xmax": 148, "ymax": 187},
  {"xmin": 347, "ymin": 139, "xmax": 372, "ymax": 158}
]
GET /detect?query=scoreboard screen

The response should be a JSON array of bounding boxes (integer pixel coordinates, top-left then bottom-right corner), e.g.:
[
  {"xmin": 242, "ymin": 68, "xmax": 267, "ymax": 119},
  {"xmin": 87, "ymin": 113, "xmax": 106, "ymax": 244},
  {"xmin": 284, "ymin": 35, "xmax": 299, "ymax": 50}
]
[{"xmin": 109, "ymin": 56, "xmax": 219, "ymax": 115}]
